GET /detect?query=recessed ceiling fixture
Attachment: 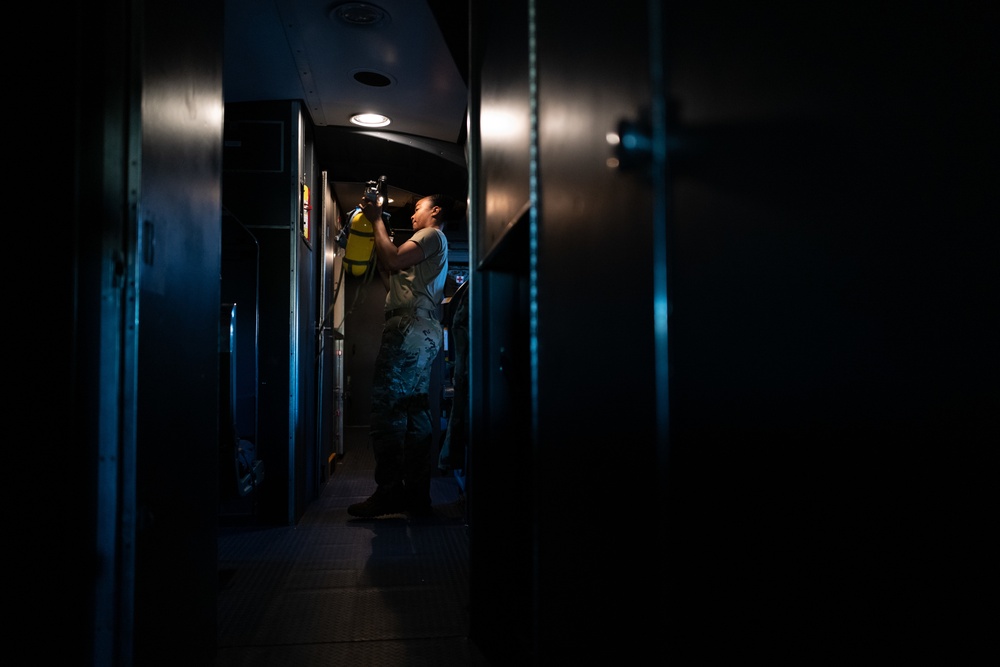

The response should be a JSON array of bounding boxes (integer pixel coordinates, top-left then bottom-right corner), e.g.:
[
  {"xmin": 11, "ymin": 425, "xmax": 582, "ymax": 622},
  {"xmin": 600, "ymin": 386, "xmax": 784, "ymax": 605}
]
[
  {"xmin": 331, "ymin": 2, "xmax": 389, "ymax": 27},
  {"xmin": 350, "ymin": 113, "xmax": 391, "ymax": 128},
  {"xmin": 352, "ymin": 69, "xmax": 393, "ymax": 87}
]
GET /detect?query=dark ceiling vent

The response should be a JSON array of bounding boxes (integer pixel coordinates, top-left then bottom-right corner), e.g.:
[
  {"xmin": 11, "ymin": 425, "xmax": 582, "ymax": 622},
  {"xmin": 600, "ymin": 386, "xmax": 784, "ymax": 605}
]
[
  {"xmin": 331, "ymin": 3, "xmax": 389, "ymax": 27},
  {"xmin": 352, "ymin": 70, "xmax": 393, "ymax": 87}
]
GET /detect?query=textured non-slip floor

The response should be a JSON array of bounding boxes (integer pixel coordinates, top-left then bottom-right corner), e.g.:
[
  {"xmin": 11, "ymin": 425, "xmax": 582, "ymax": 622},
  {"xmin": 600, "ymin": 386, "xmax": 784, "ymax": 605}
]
[{"xmin": 215, "ymin": 426, "xmax": 490, "ymax": 666}]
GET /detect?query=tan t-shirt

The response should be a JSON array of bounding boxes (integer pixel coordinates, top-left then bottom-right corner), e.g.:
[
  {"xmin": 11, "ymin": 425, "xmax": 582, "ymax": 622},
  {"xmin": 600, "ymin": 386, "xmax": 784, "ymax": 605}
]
[{"xmin": 385, "ymin": 227, "xmax": 448, "ymax": 313}]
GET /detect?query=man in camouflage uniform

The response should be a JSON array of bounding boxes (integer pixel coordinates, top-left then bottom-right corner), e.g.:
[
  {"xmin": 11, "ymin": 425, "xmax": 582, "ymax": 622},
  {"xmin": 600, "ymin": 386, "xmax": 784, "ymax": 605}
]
[{"xmin": 348, "ymin": 193, "xmax": 457, "ymax": 518}]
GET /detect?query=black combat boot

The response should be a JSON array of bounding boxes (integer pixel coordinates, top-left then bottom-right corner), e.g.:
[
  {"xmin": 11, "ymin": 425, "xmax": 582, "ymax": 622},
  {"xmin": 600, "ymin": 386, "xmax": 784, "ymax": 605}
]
[{"xmin": 347, "ymin": 486, "xmax": 405, "ymax": 518}]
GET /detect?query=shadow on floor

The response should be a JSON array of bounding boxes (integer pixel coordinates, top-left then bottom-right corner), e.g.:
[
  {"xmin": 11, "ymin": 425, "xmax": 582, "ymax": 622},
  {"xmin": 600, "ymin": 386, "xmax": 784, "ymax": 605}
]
[{"xmin": 215, "ymin": 426, "xmax": 490, "ymax": 666}]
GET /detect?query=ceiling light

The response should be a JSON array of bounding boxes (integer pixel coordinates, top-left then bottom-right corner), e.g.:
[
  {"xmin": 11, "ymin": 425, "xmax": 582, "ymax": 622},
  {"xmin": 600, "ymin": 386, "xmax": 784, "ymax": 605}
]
[
  {"xmin": 350, "ymin": 113, "xmax": 391, "ymax": 128},
  {"xmin": 331, "ymin": 3, "xmax": 389, "ymax": 27}
]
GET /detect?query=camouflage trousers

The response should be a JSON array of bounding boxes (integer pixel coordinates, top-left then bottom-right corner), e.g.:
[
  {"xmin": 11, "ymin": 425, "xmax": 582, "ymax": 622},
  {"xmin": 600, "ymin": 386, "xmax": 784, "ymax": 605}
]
[{"xmin": 369, "ymin": 311, "xmax": 443, "ymax": 503}]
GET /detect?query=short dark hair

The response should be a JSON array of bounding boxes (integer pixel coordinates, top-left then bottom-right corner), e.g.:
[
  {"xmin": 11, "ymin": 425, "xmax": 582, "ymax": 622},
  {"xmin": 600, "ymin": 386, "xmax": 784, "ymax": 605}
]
[{"xmin": 426, "ymin": 194, "xmax": 465, "ymax": 223}]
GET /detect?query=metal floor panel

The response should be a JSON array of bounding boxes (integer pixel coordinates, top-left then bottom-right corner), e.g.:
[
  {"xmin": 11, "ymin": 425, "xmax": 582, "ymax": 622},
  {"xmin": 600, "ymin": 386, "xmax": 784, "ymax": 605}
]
[{"xmin": 216, "ymin": 426, "xmax": 490, "ymax": 666}]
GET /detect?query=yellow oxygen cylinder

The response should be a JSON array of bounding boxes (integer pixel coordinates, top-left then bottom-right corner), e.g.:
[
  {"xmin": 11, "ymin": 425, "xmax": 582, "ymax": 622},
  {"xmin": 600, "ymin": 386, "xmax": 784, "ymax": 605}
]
[{"xmin": 343, "ymin": 208, "xmax": 375, "ymax": 277}]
